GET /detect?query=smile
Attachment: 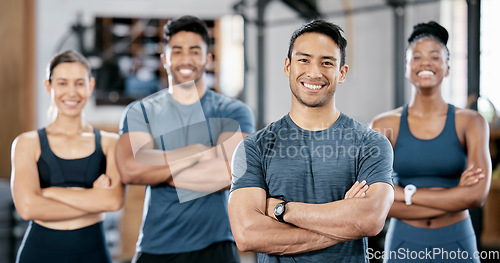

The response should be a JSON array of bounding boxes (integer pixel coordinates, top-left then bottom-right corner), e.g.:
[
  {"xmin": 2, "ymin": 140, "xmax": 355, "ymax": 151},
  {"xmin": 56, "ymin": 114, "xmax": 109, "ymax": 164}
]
[
  {"xmin": 417, "ymin": 70, "xmax": 434, "ymax": 77},
  {"xmin": 179, "ymin": 69, "xmax": 194, "ymax": 76},
  {"xmin": 63, "ymin": 100, "xmax": 79, "ymax": 106},
  {"xmin": 302, "ymin": 82, "xmax": 324, "ymax": 91}
]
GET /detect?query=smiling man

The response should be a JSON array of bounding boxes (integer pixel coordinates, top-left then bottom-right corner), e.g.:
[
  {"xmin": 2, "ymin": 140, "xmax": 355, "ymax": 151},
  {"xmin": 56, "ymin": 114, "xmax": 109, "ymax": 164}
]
[
  {"xmin": 115, "ymin": 16, "xmax": 255, "ymax": 263},
  {"xmin": 228, "ymin": 20, "xmax": 394, "ymax": 263}
]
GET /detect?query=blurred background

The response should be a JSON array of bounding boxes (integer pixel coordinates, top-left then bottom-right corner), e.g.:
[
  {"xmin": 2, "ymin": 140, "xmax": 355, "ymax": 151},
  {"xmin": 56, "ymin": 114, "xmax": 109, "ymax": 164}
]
[{"xmin": 1, "ymin": 0, "xmax": 499, "ymax": 262}]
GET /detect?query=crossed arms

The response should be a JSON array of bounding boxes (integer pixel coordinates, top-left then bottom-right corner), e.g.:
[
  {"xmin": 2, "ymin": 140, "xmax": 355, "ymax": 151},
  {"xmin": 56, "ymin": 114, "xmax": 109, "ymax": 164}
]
[
  {"xmin": 370, "ymin": 110, "xmax": 492, "ymax": 220},
  {"xmin": 115, "ymin": 130, "xmax": 247, "ymax": 192},
  {"xmin": 228, "ymin": 181, "xmax": 393, "ymax": 255},
  {"xmin": 11, "ymin": 131, "xmax": 125, "ymax": 222}
]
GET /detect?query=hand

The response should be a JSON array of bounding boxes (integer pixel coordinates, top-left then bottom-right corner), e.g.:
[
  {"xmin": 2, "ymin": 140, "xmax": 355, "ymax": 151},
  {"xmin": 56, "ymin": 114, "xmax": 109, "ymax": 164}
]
[
  {"xmin": 344, "ymin": 180, "xmax": 369, "ymax": 199},
  {"xmin": 394, "ymin": 185, "xmax": 405, "ymax": 202},
  {"xmin": 93, "ymin": 174, "xmax": 112, "ymax": 189},
  {"xmin": 459, "ymin": 165, "xmax": 485, "ymax": 187},
  {"xmin": 265, "ymin": 197, "xmax": 284, "ymax": 220}
]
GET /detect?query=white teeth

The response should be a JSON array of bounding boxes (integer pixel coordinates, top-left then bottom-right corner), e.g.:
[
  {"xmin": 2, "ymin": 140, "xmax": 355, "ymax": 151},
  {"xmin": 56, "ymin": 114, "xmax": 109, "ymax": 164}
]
[
  {"xmin": 64, "ymin": 101, "xmax": 78, "ymax": 106},
  {"xmin": 418, "ymin": 70, "xmax": 434, "ymax": 77},
  {"xmin": 179, "ymin": 69, "xmax": 193, "ymax": 75},
  {"xmin": 303, "ymin": 83, "xmax": 322, "ymax": 90}
]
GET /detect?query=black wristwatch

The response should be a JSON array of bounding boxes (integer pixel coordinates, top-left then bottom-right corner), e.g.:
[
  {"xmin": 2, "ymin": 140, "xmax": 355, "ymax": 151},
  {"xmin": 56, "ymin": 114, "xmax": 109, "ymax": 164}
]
[{"xmin": 274, "ymin": 201, "xmax": 289, "ymax": 223}]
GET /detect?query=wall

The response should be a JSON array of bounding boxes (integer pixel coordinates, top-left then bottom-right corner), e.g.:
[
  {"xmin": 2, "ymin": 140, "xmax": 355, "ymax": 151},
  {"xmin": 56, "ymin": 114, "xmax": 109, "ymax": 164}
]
[
  {"xmin": 0, "ymin": 0, "xmax": 35, "ymax": 179},
  {"xmin": 36, "ymin": 0, "xmax": 443, "ymax": 130},
  {"xmin": 36, "ymin": 0, "xmax": 238, "ymax": 128},
  {"xmin": 255, "ymin": 0, "xmax": 441, "ymax": 126}
]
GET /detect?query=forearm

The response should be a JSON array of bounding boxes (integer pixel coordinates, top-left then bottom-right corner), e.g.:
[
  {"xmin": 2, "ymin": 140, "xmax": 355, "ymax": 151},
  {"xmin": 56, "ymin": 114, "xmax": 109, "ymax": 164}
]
[
  {"xmin": 117, "ymin": 135, "xmax": 210, "ymax": 185},
  {"xmin": 233, "ymin": 212, "xmax": 341, "ymax": 255},
  {"xmin": 411, "ymin": 184, "xmax": 489, "ymax": 212},
  {"xmin": 169, "ymin": 158, "xmax": 231, "ymax": 192},
  {"xmin": 119, "ymin": 148, "xmax": 205, "ymax": 185},
  {"xmin": 283, "ymin": 184, "xmax": 393, "ymax": 240},
  {"xmin": 388, "ymin": 201, "xmax": 448, "ymax": 220},
  {"xmin": 14, "ymin": 193, "xmax": 91, "ymax": 221},
  {"xmin": 229, "ymin": 187, "xmax": 342, "ymax": 255},
  {"xmin": 284, "ymin": 199, "xmax": 378, "ymax": 240},
  {"xmin": 42, "ymin": 187, "xmax": 123, "ymax": 213}
]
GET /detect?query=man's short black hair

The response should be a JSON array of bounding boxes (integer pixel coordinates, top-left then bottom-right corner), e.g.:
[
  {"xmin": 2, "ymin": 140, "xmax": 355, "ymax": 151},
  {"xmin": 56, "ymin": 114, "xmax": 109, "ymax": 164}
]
[
  {"xmin": 163, "ymin": 15, "xmax": 211, "ymax": 51},
  {"xmin": 288, "ymin": 19, "xmax": 347, "ymax": 67}
]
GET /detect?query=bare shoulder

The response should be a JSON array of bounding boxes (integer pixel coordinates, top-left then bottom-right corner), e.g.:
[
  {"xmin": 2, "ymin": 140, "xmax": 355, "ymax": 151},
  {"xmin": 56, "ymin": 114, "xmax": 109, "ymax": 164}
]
[
  {"xmin": 100, "ymin": 130, "xmax": 119, "ymax": 141},
  {"xmin": 99, "ymin": 130, "xmax": 119, "ymax": 153},
  {"xmin": 454, "ymin": 107, "xmax": 488, "ymax": 129},
  {"xmin": 14, "ymin": 130, "xmax": 40, "ymax": 147},
  {"xmin": 12, "ymin": 130, "xmax": 40, "ymax": 158},
  {"xmin": 370, "ymin": 107, "xmax": 403, "ymax": 130}
]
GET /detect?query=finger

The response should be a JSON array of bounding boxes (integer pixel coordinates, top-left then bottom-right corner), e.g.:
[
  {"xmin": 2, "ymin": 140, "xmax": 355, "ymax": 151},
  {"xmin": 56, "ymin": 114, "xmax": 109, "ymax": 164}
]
[
  {"xmin": 461, "ymin": 174, "xmax": 485, "ymax": 186},
  {"xmin": 465, "ymin": 168, "xmax": 482, "ymax": 176},
  {"xmin": 344, "ymin": 181, "xmax": 359, "ymax": 199},
  {"xmin": 347, "ymin": 181, "xmax": 365, "ymax": 199},
  {"xmin": 94, "ymin": 174, "xmax": 111, "ymax": 188},
  {"xmin": 353, "ymin": 185, "xmax": 368, "ymax": 197},
  {"xmin": 463, "ymin": 171, "xmax": 484, "ymax": 181},
  {"xmin": 94, "ymin": 176, "xmax": 104, "ymax": 184},
  {"xmin": 463, "ymin": 177, "xmax": 478, "ymax": 186},
  {"xmin": 94, "ymin": 179, "xmax": 107, "ymax": 188},
  {"xmin": 353, "ymin": 185, "xmax": 369, "ymax": 198},
  {"xmin": 346, "ymin": 181, "xmax": 367, "ymax": 199},
  {"xmin": 352, "ymin": 180, "xmax": 366, "ymax": 192}
]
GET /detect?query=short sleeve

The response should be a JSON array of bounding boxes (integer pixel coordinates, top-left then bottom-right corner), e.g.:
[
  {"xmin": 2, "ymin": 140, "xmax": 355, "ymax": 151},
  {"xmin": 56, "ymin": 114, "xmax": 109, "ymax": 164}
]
[
  {"xmin": 356, "ymin": 131, "xmax": 394, "ymax": 188},
  {"xmin": 230, "ymin": 136, "xmax": 268, "ymax": 192},
  {"xmin": 119, "ymin": 101, "xmax": 150, "ymax": 135},
  {"xmin": 222, "ymin": 100, "xmax": 256, "ymax": 134}
]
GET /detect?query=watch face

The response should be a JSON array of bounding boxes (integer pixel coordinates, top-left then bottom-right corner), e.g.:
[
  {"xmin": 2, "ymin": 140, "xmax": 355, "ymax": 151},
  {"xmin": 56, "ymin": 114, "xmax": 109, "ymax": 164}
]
[{"xmin": 274, "ymin": 204, "xmax": 284, "ymax": 215}]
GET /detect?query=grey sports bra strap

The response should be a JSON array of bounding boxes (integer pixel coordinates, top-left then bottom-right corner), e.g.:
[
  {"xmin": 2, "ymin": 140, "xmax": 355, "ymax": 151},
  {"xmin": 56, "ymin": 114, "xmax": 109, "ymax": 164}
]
[{"xmin": 38, "ymin": 128, "xmax": 66, "ymax": 185}]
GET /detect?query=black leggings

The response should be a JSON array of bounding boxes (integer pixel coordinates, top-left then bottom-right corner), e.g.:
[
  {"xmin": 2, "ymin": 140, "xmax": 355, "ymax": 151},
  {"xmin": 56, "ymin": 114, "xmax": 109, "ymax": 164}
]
[{"xmin": 16, "ymin": 221, "xmax": 112, "ymax": 263}]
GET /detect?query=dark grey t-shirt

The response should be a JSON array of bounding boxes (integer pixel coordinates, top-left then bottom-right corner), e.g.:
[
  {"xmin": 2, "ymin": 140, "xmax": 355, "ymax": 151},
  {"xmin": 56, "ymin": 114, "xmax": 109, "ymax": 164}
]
[{"xmin": 231, "ymin": 113, "xmax": 393, "ymax": 263}]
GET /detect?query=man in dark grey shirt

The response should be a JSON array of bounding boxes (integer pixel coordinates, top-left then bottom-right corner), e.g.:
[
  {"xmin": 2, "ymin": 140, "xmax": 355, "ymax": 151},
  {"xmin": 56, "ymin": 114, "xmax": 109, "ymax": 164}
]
[{"xmin": 228, "ymin": 19, "xmax": 394, "ymax": 263}]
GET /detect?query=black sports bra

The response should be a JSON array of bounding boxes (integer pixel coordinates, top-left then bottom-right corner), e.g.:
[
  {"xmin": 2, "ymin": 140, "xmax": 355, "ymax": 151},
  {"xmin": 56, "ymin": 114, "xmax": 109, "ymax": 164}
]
[{"xmin": 36, "ymin": 128, "xmax": 107, "ymax": 189}]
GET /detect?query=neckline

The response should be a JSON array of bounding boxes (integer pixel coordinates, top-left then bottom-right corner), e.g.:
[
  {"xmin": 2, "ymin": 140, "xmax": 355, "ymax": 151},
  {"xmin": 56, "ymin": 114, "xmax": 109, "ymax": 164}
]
[
  {"xmin": 43, "ymin": 128, "xmax": 98, "ymax": 161},
  {"xmin": 404, "ymin": 104, "xmax": 452, "ymax": 141},
  {"xmin": 168, "ymin": 88, "xmax": 210, "ymax": 108},
  {"xmin": 52, "ymin": 150, "xmax": 96, "ymax": 161},
  {"xmin": 284, "ymin": 112, "xmax": 345, "ymax": 134}
]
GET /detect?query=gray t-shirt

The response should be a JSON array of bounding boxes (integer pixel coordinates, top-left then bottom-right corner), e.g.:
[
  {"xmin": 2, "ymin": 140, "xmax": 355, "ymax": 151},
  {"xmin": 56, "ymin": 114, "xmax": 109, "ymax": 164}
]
[
  {"xmin": 120, "ymin": 89, "xmax": 255, "ymax": 254},
  {"xmin": 231, "ymin": 113, "xmax": 393, "ymax": 263}
]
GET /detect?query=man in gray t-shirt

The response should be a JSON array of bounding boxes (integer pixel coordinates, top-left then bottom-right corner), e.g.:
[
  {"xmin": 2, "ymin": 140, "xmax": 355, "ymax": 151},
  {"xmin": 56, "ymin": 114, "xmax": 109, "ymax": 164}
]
[
  {"xmin": 228, "ymin": 20, "xmax": 394, "ymax": 263},
  {"xmin": 116, "ymin": 16, "xmax": 255, "ymax": 263}
]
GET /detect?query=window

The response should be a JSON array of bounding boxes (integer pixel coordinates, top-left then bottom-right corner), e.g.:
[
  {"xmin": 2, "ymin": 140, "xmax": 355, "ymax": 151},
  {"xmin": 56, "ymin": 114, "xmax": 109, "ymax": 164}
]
[{"xmin": 480, "ymin": 0, "xmax": 500, "ymax": 120}]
